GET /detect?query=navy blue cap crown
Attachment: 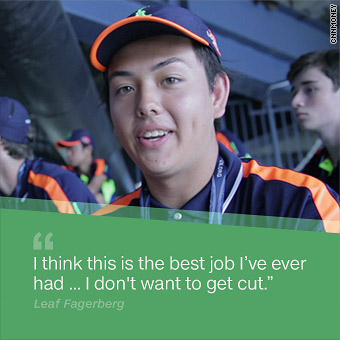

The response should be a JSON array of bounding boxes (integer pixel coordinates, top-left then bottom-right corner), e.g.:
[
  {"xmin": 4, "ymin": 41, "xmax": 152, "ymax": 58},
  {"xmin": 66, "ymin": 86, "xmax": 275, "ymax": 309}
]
[
  {"xmin": 0, "ymin": 97, "xmax": 32, "ymax": 144},
  {"xmin": 91, "ymin": 4, "xmax": 221, "ymax": 72}
]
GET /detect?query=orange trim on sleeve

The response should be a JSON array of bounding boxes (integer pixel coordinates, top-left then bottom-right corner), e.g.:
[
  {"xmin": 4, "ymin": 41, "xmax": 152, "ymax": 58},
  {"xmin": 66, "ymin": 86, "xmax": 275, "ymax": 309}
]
[
  {"xmin": 94, "ymin": 159, "xmax": 106, "ymax": 176},
  {"xmin": 242, "ymin": 160, "xmax": 340, "ymax": 233},
  {"xmin": 216, "ymin": 132, "xmax": 234, "ymax": 153},
  {"xmin": 28, "ymin": 171, "xmax": 76, "ymax": 214},
  {"xmin": 93, "ymin": 188, "xmax": 142, "ymax": 216}
]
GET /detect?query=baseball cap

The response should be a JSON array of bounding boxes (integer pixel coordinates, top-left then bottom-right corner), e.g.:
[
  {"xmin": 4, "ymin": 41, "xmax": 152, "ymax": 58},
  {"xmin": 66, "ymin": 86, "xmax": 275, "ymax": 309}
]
[
  {"xmin": 90, "ymin": 4, "xmax": 222, "ymax": 72},
  {"xmin": 56, "ymin": 129, "xmax": 94, "ymax": 148},
  {"xmin": 0, "ymin": 97, "xmax": 32, "ymax": 144}
]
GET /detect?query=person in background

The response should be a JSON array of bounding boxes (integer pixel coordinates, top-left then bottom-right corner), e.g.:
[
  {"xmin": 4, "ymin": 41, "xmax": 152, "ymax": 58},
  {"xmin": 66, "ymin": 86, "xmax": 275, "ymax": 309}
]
[
  {"xmin": 56, "ymin": 129, "xmax": 116, "ymax": 204},
  {"xmin": 90, "ymin": 4, "xmax": 339, "ymax": 232},
  {"xmin": 287, "ymin": 49, "xmax": 339, "ymax": 194},
  {"xmin": 216, "ymin": 129, "xmax": 251, "ymax": 158},
  {"xmin": 0, "ymin": 97, "xmax": 98, "ymax": 214},
  {"xmin": 215, "ymin": 122, "xmax": 251, "ymax": 158}
]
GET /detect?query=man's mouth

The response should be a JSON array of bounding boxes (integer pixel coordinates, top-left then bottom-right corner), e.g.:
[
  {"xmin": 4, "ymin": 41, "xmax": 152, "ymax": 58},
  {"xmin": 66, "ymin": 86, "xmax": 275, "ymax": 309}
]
[
  {"xmin": 141, "ymin": 129, "xmax": 170, "ymax": 141},
  {"xmin": 296, "ymin": 112, "xmax": 308, "ymax": 117}
]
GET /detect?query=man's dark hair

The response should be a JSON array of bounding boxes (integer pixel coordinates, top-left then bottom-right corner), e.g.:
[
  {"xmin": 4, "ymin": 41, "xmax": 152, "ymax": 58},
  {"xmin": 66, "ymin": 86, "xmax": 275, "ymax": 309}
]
[
  {"xmin": 1, "ymin": 127, "xmax": 35, "ymax": 159},
  {"xmin": 192, "ymin": 42, "xmax": 229, "ymax": 131},
  {"xmin": 287, "ymin": 49, "xmax": 339, "ymax": 90},
  {"xmin": 191, "ymin": 41, "xmax": 227, "ymax": 92}
]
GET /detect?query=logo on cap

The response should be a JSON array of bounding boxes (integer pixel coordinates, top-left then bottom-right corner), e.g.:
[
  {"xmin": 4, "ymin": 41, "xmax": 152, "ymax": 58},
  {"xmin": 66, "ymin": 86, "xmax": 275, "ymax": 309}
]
[
  {"xmin": 207, "ymin": 29, "xmax": 221, "ymax": 56},
  {"xmin": 81, "ymin": 136, "xmax": 92, "ymax": 145},
  {"xmin": 135, "ymin": 6, "xmax": 152, "ymax": 17}
]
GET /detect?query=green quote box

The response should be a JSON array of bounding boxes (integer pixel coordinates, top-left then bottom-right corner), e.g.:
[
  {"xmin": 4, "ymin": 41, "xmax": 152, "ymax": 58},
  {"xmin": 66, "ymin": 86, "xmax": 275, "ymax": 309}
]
[{"xmin": 0, "ymin": 203, "xmax": 339, "ymax": 340}]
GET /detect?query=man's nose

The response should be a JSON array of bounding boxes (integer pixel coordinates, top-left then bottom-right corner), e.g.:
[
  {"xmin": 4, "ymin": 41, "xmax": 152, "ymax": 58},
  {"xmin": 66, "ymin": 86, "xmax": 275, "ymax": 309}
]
[
  {"xmin": 136, "ymin": 85, "xmax": 161, "ymax": 118},
  {"xmin": 291, "ymin": 91, "xmax": 305, "ymax": 108}
]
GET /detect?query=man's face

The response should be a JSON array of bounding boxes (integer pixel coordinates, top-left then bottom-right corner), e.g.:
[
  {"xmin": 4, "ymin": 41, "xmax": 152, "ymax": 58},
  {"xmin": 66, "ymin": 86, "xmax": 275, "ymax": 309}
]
[
  {"xmin": 291, "ymin": 66, "xmax": 340, "ymax": 133},
  {"xmin": 67, "ymin": 143, "xmax": 88, "ymax": 167},
  {"xmin": 107, "ymin": 35, "xmax": 227, "ymax": 180}
]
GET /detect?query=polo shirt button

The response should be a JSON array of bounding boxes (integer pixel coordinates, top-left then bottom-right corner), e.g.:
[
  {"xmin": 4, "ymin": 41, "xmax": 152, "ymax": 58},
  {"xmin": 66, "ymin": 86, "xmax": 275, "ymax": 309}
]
[{"xmin": 174, "ymin": 212, "xmax": 182, "ymax": 220}]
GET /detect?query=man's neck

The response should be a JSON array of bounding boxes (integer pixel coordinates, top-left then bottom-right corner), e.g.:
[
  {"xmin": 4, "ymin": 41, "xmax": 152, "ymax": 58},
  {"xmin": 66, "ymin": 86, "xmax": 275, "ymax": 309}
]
[{"xmin": 79, "ymin": 156, "xmax": 93, "ymax": 175}]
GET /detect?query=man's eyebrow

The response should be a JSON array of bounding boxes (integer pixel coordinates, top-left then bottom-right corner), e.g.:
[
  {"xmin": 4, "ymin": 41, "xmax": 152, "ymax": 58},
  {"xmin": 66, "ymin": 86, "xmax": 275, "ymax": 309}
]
[
  {"xmin": 108, "ymin": 70, "xmax": 133, "ymax": 82},
  {"xmin": 108, "ymin": 57, "xmax": 188, "ymax": 81},
  {"xmin": 290, "ymin": 80, "xmax": 318, "ymax": 93},
  {"xmin": 151, "ymin": 57, "xmax": 188, "ymax": 71},
  {"xmin": 301, "ymin": 80, "xmax": 318, "ymax": 85}
]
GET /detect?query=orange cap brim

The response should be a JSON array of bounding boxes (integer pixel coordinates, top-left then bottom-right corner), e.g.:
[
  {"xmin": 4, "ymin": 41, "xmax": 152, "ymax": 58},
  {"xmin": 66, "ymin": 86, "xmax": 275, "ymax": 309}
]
[
  {"xmin": 90, "ymin": 16, "xmax": 210, "ymax": 72},
  {"xmin": 55, "ymin": 140, "xmax": 81, "ymax": 149}
]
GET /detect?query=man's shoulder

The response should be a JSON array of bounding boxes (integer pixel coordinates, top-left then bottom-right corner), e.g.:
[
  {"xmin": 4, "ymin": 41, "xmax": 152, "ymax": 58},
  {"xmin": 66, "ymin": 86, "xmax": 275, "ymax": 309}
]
[
  {"xmin": 238, "ymin": 158, "xmax": 339, "ymax": 231},
  {"xmin": 30, "ymin": 158, "xmax": 80, "ymax": 179},
  {"xmin": 241, "ymin": 157, "xmax": 338, "ymax": 198},
  {"xmin": 243, "ymin": 158, "xmax": 313, "ymax": 182},
  {"xmin": 27, "ymin": 158, "xmax": 98, "ymax": 205},
  {"xmin": 28, "ymin": 158, "xmax": 95, "ymax": 194}
]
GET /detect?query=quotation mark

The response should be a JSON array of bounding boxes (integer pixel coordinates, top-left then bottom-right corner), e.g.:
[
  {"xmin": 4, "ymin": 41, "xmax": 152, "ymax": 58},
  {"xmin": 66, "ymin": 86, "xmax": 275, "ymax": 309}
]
[{"xmin": 33, "ymin": 232, "xmax": 53, "ymax": 250}]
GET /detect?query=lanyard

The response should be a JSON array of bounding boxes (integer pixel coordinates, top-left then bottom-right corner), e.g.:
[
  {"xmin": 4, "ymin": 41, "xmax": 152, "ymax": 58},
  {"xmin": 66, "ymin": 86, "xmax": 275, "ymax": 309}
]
[
  {"xmin": 140, "ymin": 154, "xmax": 232, "ymax": 224},
  {"xmin": 208, "ymin": 155, "xmax": 228, "ymax": 224}
]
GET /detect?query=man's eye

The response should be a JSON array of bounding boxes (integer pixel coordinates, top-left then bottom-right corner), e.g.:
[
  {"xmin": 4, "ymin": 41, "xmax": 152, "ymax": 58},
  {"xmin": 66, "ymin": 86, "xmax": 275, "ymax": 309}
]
[
  {"xmin": 305, "ymin": 87, "xmax": 317, "ymax": 94},
  {"xmin": 117, "ymin": 86, "xmax": 134, "ymax": 95},
  {"xmin": 163, "ymin": 77, "xmax": 180, "ymax": 85}
]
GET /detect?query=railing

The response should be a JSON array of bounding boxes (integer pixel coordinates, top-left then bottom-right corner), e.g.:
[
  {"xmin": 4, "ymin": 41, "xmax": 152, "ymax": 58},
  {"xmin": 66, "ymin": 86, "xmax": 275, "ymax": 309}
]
[{"xmin": 224, "ymin": 82, "xmax": 318, "ymax": 169}]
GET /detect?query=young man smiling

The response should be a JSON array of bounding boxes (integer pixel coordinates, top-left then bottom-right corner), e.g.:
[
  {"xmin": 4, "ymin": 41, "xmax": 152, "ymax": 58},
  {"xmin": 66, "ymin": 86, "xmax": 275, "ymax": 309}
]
[
  {"xmin": 288, "ymin": 50, "xmax": 339, "ymax": 194},
  {"xmin": 91, "ymin": 4, "xmax": 339, "ymax": 232}
]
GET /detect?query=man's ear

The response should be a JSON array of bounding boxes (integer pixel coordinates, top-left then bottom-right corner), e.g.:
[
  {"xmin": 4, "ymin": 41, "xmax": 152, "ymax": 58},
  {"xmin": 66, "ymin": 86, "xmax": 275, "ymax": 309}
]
[{"xmin": 212, "ymin": 73, "xmax": 230, "ymax": 119}]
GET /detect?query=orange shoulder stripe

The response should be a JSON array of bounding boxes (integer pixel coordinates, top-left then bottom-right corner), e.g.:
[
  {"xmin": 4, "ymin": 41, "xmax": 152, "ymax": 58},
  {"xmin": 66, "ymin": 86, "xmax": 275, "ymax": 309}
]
[
  {"xmin": 28, "ymin": 171, "xmax": 76, "ymax": 214},
  {"xmin": 94, "ymin": 159, "xmax": 106, "ymax": 176},
  {"xmin": 61, "ymin": 165, "xmax": 75, "ymax": 171},
  {"xmin": 216, "ymin": 132, "xmax": 234, "ymax": 153},
  {"xmin": 93, "ymin": 188, "xmax": 142, "ymax": 216},
  {"xmin": 242, "ymin": 160, "xmax": 340, "ymax": 232}
]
